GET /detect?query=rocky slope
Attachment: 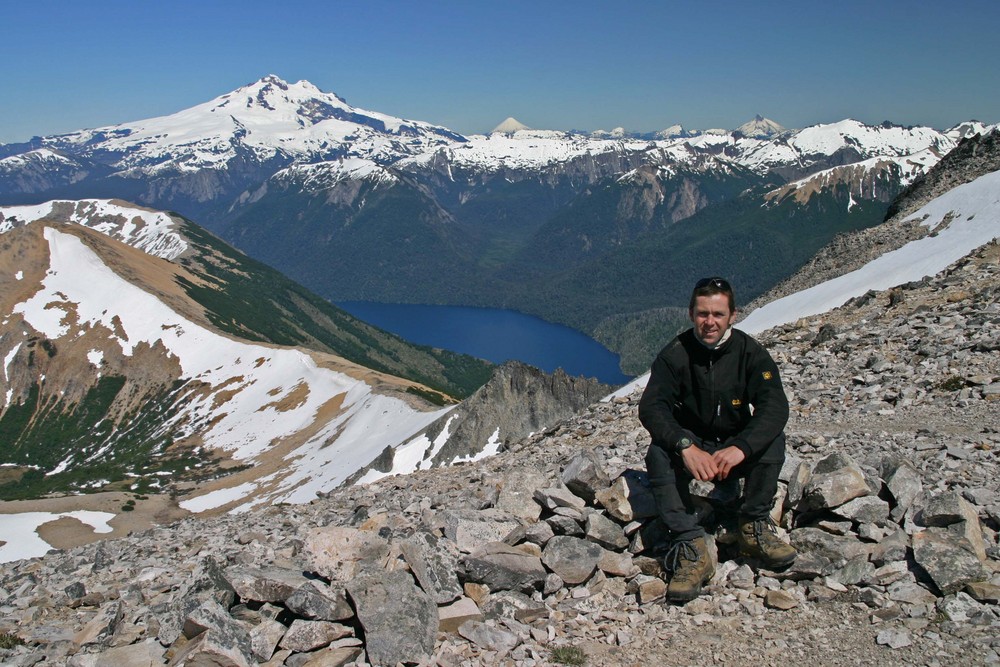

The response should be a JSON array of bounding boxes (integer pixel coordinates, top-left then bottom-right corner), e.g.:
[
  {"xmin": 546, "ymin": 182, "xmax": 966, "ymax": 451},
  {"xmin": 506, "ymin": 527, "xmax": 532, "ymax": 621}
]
[{"xmin": 1, "ymin": 239, "xmax": 996, "ymax": 665}]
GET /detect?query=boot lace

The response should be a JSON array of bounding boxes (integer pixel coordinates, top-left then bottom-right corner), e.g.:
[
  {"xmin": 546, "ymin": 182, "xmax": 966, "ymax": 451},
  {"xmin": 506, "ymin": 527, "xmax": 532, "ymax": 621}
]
[
  {"xmin": 749, "ymin": 517, "xmax": 783, "ymax": 547},
  {"xmin": 663, "ymin": 539, "xmax": 698, "ymax": 574}
]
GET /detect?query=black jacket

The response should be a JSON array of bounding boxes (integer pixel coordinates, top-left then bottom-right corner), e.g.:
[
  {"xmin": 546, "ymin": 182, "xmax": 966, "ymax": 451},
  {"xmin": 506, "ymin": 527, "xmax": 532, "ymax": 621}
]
[{"xmin": 638, "ymin": 327, "xmax": 788, "ymax": 459}]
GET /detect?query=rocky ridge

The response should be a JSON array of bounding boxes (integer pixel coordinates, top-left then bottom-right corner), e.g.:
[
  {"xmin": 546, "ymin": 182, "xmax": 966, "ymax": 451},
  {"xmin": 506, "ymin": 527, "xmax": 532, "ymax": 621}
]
[{"xmin": 0, "ymin": 242, "xmax": 998, "ymax": 666}]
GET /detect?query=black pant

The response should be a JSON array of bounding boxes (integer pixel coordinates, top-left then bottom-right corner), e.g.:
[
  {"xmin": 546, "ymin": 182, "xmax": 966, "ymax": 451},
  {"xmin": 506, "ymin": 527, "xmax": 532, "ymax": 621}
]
[{"xmin": 644, "ymin": 434, "xmax": 785, "ymax": 543}]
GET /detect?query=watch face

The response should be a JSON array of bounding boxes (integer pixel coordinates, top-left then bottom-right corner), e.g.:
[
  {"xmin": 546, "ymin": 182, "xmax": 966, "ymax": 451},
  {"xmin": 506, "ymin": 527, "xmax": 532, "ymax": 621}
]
[{"xmin": 678, "ymin": 437, "xmax": 693, "ymax": 450}]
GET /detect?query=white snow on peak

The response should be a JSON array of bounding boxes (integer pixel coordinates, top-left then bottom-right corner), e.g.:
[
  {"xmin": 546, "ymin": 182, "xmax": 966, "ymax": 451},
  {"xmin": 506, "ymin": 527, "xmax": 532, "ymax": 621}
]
[
  {"xmin": 46, "ymin": 76, "xmax": 463, "ymax": 172},
  {"xmin": 766, "ymin": 146, "xmax": 943, "ymax": 204},
  {"xmin": 0, "ymin": 148, "xmax": 79, "ymax": 169},
  {"xmin": 609, "ymin": 168, "xmax": 1000, "ymax": 400},
  {"xmin": 492, "ymin": 117, "xmax": 531, "ymax": 134},
  {"xmin": 789, "ymin": 119, "xmax": 949, "ymax": 157},
  {"xmin": 735, "ymin": 120, "xmax": 955, "ymax": 174},
  {"xmin": 0, "ymin": 199, "xmax": 189, "ymax": 261},
  {"xmin": 736, "ymin": 115, "xmax": 785, "ymax": 138},
  {"xmin": 401, "ymin": 131, "xmax": 653, "ymax": 172},
  {"xmin": 272, "ymin": 157, "xmax": 399, "ymax": 191},
  {"xmin": 945, "ymin": 121, "xmax": 996, "ymax": 141},
  {"xmin": 655, "ymin": 125, "xmax": 687, "ymax": 139}
]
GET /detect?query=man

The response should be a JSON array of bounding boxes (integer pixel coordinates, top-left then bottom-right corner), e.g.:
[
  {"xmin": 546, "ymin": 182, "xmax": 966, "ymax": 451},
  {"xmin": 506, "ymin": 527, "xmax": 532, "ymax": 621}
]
[{"xmin": 638, "ymin": 277, "xmax": 796, "ymax": 603}]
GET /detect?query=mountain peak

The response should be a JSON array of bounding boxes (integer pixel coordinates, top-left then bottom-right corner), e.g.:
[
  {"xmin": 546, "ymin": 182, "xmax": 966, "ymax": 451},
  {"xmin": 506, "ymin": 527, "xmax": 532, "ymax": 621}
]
[
  {"xmin": 492, "ymin": 117, "xmax": 531, "ymax": 134},
  {"xmin": 736, "ymin": 115, "xmax": 786, "ymax": 138}
]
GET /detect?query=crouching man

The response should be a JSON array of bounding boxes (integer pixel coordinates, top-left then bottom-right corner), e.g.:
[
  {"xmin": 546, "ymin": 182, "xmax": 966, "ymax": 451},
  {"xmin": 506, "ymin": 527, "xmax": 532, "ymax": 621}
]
[{"xmin": 638, "ymin": 277, "xmax": 796, "ymax": 603}]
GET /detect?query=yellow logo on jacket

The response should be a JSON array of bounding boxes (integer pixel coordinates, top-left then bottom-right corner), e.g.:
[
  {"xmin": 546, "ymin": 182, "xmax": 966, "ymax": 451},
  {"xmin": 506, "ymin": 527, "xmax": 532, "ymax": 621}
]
[
  {"xmin": 762, "ymin": 371, "xmax": 773, "ymax": 380},
  {"xmin": 731, "ymin": 398, "xmax": 742, "ymax": 407}
]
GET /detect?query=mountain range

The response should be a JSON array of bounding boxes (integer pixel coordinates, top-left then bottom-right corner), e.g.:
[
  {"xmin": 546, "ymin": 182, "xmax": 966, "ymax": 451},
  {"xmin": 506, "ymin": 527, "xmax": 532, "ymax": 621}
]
[
  {"xmin": 2, "ymin": 75, "xmax": 994, "ymax": 374},
  {"xmin": 0, "ymin": 75, "xmax": 998, "ymax": 566}
]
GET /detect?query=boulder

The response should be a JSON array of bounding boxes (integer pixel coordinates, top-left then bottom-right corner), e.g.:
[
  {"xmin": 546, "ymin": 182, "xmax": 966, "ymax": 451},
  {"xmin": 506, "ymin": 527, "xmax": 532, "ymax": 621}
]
[
  {"xmin": 561, "ymin": 448, "xmax": 611, "ymax": 502},
  {"xmin": 399, "ymin": 531, "xmax": 463, "ymax": 604},
  {"xmin": 347, "ymin": 570, "xmax": 437, "ymax": 667},
  {"xmin": 496, "ymin": 468, "xmax": 548, "ymax": 521},
  {"xmin": 284, "ymin": 580, "xmax": 354, "ymax": 622},
  {"xmin": 800, "ymin": 453, "xmax": 870, "ymax": 511},
  {"xmin": 461, "ymin": 542, "xmax": 547, "ymax": 592},
  {"xmin": 541, "ymin": 535, "xmax": 603, "ymax": 585},
  {"xmin": 305, "ymin": 526, "xmax": 391, "ymax": 582},
  {"xmin": 595, "ymin": 470, "xmax": 657, "ymax": 522},
  {"xmin": 912, "ymin": 527, "xmax": 989, "ymax": 595}
]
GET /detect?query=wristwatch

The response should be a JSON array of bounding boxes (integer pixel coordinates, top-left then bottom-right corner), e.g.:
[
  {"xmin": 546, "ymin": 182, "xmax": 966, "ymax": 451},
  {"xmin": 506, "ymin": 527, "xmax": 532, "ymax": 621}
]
[{"xmin": 676, "ymin": 437, "xmax": 694, "ymax": 453}]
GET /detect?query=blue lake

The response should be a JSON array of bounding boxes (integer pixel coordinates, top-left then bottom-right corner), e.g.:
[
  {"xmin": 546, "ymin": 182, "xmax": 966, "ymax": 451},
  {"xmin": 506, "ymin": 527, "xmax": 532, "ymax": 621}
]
[{"xmin": 337, "ymin": 302, "xmax": 632, "ymax": 386}]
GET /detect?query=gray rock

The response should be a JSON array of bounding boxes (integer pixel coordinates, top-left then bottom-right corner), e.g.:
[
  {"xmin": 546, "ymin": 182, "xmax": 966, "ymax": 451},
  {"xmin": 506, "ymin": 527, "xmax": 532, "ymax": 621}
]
[
  {"xmin": 830, "ymin": 556, "xmax": 876, "ymax": 586},
  {"xmin": 584, "ymin": 512, "xmax": 628, "ymax": 550},
  {"xmin": 495, "ymin": 469, "xmax": 548, "ymax": 522},
  {"xmin": 249, "ymin": 619, "xmax": 287, "ymax": 662},
  {"xmin": 305, "ymin": 526, "xmax": 391, "ymax": 582},
  {"xmin": 347, "ymin": 570, "xmax": 437, "ymax": 667},
  {"xmin": 546, "ymin": 513, "xmax": 585, "ymax": 536},
  {"xmin": 457, "ymin": 620, "xmax": 520, "ymax": 653},
  {"xmin": 438, "ymin": 596, "xmax": 484, "ymax": 633},
  {"xmin": 783, "ymin": 461, "xmax": 812, "ymax": 509},
  {"xmin": 561, "ymin": 448, "xmax": 610, "ymax": 502},
  {"xmin": 461, "ymin": 542, "xmax": 547, "ymax": 592},
  {"xmin": 885, "ymin": 461, "xmax": 923, "ymax": 520},
  {"xmin": 441, "ymin": 509, "xmax": 521, "ymax": 553},
  {"xmin": 179, "ymin": 599, "xmax": 255, "ymax": 667},
  {"xmin": 887, "ymin": 581, "xmax": 937, "ymax": 605},
  {"xmin": 284, "ymin": 580, "xmax": 354, "ymax": 622},
  {"xmin": 72, "ymin": 599, "xmax": 123, "ymax": 648},
  {"xmin": 789, "ymin": 527, "xmax": 870, "ymax": 563},
  {"xmin": 541, "ymin": 535, "xmax": 603, "ymax": 585},
  {"xmin": 936, "ymin": 591, "xmax": 994, "ymax": 624},
  {"xmin": 595, "ymin": 470, "xmax": 657, "ymax": 522},
  {"xmin": 869, "ymin": 526, "xmax": 909, "ymax": 566},
  {"xmin": 67, "ymin": 639, "xmax": 164, "ymax": 667},
  {"xmin": 597, "ymin": 548, "xmax": 634, "ymax": 577},
  {"xmin": 912, "ymin": 527, "xmax": 989, "ymax": 595},
  {"xmin": 399, "ymin": 531, "xmax": 463, "ymax": 604},
  {"xmin": 224, "ymin": 566, "xmax": 311, "ymax": 604},
  {"xmin": 918, "ymin": 491, "xmax": 989, "ymax": 561},
  {"xmin": 800, "ymin": 453, "xmax": 871, "ymax": 510},
  {"xmin": 833, "ymin": 495, "xmax": 891, "ymax": 524},
  {"xmin": 279, "ymin": 619, "xmax": 352, "ymax": 652},
  {"xmin": 920, "ymin": 490, "xmax": 978, "ymax": 527},
  {"xmin": 876, "ymin": 628, "xmax": 912, "ymax": 649},
  {"xmin": 533, "ymin": 485, "xmax": 586, "ymax": 511},
  {"xmin": 522, "ymin": 519, "xmax": 555, "ymax": 546}
]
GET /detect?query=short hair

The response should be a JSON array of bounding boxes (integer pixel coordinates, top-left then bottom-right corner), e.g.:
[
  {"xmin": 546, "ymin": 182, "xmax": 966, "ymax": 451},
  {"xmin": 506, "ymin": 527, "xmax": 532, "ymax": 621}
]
[{"xmin": 689, "ymin": 276, "xmax": 736, "ymax": 313}]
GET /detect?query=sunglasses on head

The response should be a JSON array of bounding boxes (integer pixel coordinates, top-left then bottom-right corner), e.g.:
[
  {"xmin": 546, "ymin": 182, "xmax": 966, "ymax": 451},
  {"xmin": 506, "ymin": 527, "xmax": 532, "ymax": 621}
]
[{"xmin": 695, "ymin": 277, "xmax": 732, "ymax": 291}]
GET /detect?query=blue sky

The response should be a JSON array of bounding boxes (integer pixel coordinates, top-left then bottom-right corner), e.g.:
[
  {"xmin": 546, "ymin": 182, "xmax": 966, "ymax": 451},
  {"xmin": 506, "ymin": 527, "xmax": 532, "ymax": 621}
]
[{"xmin": 1, "ymin": 0, "xmax": 997, "ymax": 143}]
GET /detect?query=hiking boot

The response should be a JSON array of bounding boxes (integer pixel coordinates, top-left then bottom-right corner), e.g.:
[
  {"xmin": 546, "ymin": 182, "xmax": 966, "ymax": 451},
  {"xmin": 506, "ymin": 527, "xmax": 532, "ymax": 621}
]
[
  {"xmin": 736, "ymin": 516, "xmax": 797, "ymax": 568},
  {"xmin": 664, "ymin": 536, "xmax": 715, "ymax": 603}
]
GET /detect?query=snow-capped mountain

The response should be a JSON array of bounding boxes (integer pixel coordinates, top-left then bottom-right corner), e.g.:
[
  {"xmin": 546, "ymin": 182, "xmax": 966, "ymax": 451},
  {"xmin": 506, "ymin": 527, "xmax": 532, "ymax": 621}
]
[
  {"xmin": 492, "ymin": 117, "xmax": 531, "ymax": 134},
  {"xmin": 42, "ymin": 75, "xmax": 464, "ymax": 172},
  {"xmin": 736, "ymin": 114, "xmax": 786, "ymax": 138},
  {"xmin": 0, "ymin": 75, "xmax": 995, "ymax": 378}
]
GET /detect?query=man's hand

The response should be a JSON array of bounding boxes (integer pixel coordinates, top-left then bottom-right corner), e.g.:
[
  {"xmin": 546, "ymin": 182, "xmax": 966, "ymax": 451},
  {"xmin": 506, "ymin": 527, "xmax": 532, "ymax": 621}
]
[
  {"xmin": 712, "ymin": 446, "xmax": 746, "ymax": 480},
  {"xmin": 681, "ymin": 446, "xmax": 719, "ymax": 481}
]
